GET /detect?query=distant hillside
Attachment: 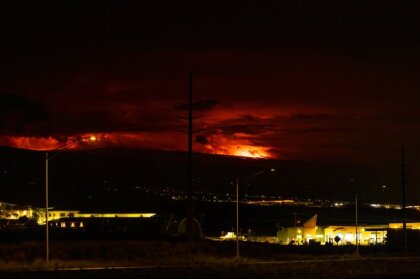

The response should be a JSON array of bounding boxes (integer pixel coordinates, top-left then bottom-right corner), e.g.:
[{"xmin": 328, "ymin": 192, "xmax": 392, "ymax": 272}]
[{"xmin": 0, "ymin": 146, "xmax": 410, "ymax": 208}]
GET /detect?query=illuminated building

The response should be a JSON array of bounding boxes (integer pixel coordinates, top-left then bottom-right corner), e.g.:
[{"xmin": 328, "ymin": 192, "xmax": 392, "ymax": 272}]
[
  {"xmin": 388, "ymin": 223, "xmax": 420, "ymax": 230},
  {"xmin": 37, "ymin": 210, "xmax": 156, "ymax": 224},
  {"xmin": 277, "ymin": 214, "xmax": 324, "ymax": 245},
  {"xmin": 0, "ymin": 203, "xmax": 155, "ymax": 225},
  {"xmin": 0, "ymin": 202, "xmax": 34, "ymax": 220},
  {"xmin": 277, "ymin": 214, "xmax": 420, "ymax": 246},
  {"xmin": 323, "ymin": 225, "xmax": 387, "ymax": 246}
]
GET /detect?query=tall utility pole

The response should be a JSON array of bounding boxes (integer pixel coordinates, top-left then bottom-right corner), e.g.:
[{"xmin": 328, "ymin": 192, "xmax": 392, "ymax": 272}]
[
  {"xmin": 44, "ymin": 136, "xmax": 96, "ymax": 263},
  {"xmin": 402, "ymin": 146, "xmax": 407, "ymax": 254},
  {"xmin": 236, "ymin": 178, "xmax": 239, "ymax": 258},
  {"xmin": 355, "ymin": 193, "xmax": 359, "ymax": 256},
  {"xmin": 177, "ymin": 74, "xmax": 204, "ymax": 241},
  {"xmin": 45, "ymin": 152, "xmax": 49, "ymax": 262},
  {"xmin": 187, "ymin": 73, "xmax": 194, "ymax": 241}
]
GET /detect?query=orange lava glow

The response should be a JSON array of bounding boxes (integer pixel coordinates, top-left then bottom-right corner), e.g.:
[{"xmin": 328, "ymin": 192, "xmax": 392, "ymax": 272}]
[
  {"xmin": 203, "ymin": 144, "xmax": 271, "ymax": 159},
  {"xmin": 1, "ymin": 134, "xmax": 98, "ymax": 151},
  {"xmin": 232, "ymin": 145, "xmax": 270, "ymax": 158},
  {"xmin": 3, "ymin": 136, "xmax": 67, "ymax": 151},
  {"xmin": 194, "ymin": 132, "xmax": 274, "ymax": 159},
  {"xmin": 0, "ymin": 132, "xmax": 274, "ymax": 159}
]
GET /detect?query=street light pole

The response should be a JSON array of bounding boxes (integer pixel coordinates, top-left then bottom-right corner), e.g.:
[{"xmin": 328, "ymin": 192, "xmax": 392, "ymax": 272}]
[
  {"xmin": 235, "ymin": 169, "xmax": 274, "ymax": 259},
  {"xmin": 402, "ymin": 146, "xmax": 407, "ymax": 254},
  {"xmin": 354, "ymin": 184, "xmax": 386, "ymax": 256},
  {"xmin": 236, "ymin": 178, "xmax": 239, "ymax": 259},
  {"xmin": 355, "ymin": 193, "xmax": 358, "ymax": 256},
  {"xmin": 45, "ymin": 152, "xmax": 49, "ymax": 262},
  {"xmin": 44, "ymin": 135, "xmax": 96, "ymax": 263}
]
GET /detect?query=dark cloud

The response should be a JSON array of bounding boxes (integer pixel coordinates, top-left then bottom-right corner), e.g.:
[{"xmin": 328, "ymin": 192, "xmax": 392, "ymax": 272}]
[
  {"xmin": 0, "ymin": 0, "xmax": 419, "ymax": 178},
  {"xmin": 0, "ymin": 94, "xmax": 51, "ymax": 136},
  {"xmin": 174, "ymin": 99, "xmax": 218, "ymax": 112},
  {"xmin": 192, "ymin": 100, "xmax": 218, "ymax": 112},
  {"xmin": 212, "ymin": 115, "xmax": 274, "ymax": 136},
  {"xmin": 291, "ymin": 113, "xmax": 334, "ymax": 120},
  {"xmin": 195, "ymin": 135, "xmax": 208, "ymax": 145}
]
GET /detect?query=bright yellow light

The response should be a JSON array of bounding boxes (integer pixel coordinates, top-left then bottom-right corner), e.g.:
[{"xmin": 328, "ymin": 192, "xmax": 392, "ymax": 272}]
[
  {"xmin": 89, "ymin": 135, "xmax": 97, "ymax": 141},
  {"xmin": 234, "ymin": 146, "xmax": 269, "ymax": 158}
]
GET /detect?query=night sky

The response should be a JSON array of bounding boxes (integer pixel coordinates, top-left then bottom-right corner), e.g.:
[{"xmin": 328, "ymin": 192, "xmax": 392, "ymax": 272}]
[{"xmin": 1, "ymin": 1, "xmax": 420, "ymax": 173}]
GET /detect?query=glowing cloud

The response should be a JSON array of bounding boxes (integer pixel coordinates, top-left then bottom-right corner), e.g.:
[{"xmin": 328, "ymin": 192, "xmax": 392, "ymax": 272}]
[
  {"xmin": 201, "ymin": 143, "xmax": 271, "ymax": 159},
  {"xmin": 1, "ymin": 131, "xmax": 275, "ymax": 159},
  {"xmin": 1, "ymin": 135, "xmax": 99, "ymax": 151},
  {"xmin": 195, "ymin": 133, "xmax": 274, "ymax": 159},
  {"xmin": 2, "ymin": 136, "xmax": 66, "ymax": 151},
  {"xmin": 233, "ymin": 145, "xmax": 270, "ymax": 158}
]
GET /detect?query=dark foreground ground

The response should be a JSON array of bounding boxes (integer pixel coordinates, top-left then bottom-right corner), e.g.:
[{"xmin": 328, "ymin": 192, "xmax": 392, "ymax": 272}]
[
  {"xmin": 0, "ymin": 240, "xmax": 420, "ymax": 278},
  {"xmin": 1, "ymin": 258, "xmax": 420, "ymax": 279}
]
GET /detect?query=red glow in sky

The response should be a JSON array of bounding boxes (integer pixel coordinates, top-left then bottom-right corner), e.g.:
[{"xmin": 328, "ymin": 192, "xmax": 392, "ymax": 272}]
[
  {"xmin": 204, "ymin": 144, "xmax": 271, "ymax": 159},
  {"xmin": 1, "ymin": 1, "xmax": 420, "ymax": 167},
  {"xmin": 0, "ymin": 132, "xmax": 274, "ymax": 159},
  {"xmin": 1, "ymin": 136, "xmax": 64, "ymax": 151}
]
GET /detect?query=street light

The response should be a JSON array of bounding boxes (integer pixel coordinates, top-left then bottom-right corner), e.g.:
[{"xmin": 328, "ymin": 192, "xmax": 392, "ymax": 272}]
[
  {"xmin": 235, "ymin": 168, "xmax": 275, "ymax": 259},
  {"xmin": 45, "ymin": 135, "xmax": 96, "ymax": 262},
  {"xmin": 353, "ymin": 182, "xmax": 387, "ymax": 256}
]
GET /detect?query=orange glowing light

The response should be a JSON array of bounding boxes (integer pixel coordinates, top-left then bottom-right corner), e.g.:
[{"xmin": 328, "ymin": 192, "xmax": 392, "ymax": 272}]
[
  {"xmin": 0, "ymin": 132, "xmax": 275, "ymax": 159},
  {"xmin": 197, "ymin": 133, "xmax": 274, "ymax": 159},
  {"xmin": 2, "ymin": 134, "xmax": 99, "ymax": 151},
  {"xmin": 3, "ymin": 136, "xmax": 63, "ymax": 151},
  {"xmin": 201, "ymin": 143, "xmax": 272, "ymax": 159},
  {"xmin": 234, "ymin": 146, "xmax": 269, "ymax": 158}
]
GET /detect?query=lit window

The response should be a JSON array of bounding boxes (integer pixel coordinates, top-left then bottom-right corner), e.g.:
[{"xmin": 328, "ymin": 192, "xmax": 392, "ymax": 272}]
[{"xmin": 60, "ymin": 222, "xmax": 66, "ymax": 228}]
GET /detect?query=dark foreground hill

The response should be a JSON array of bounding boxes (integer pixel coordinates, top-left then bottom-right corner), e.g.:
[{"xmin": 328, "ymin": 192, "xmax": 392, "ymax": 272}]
[
  {"xmin": 0, "ymin": 240, "xmax": 420, "ymax": 279},
  {"xmin": 0, "ymin": 146, "xmax": 414, "ymax": 209}
]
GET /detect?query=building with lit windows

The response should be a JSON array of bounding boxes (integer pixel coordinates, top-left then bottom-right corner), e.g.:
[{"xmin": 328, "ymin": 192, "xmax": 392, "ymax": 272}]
[
  {"xmin": 39, "ymin": 210, "xmax": 155, "ymax": 224},
  {"xmin": 0, "ymin": 203, "xmax": 155, "ymax": 225},
  {"xmin": 277, "ymin": 214, "xmax": 420, "ymax": 245},
  {"xmin": 0, "ymin": 202, "xmax": 34, "ymax": 220}
]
